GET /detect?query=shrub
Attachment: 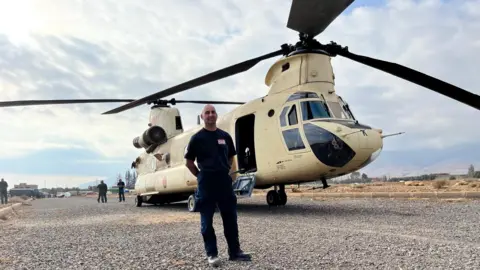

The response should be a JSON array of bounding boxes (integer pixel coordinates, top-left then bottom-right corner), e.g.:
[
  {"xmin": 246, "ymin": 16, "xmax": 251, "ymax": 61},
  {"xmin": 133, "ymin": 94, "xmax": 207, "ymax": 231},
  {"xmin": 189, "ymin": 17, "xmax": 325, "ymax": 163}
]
[{"xmin": 432, "ymin": 180, "xmax": 447, "ymax": 189}]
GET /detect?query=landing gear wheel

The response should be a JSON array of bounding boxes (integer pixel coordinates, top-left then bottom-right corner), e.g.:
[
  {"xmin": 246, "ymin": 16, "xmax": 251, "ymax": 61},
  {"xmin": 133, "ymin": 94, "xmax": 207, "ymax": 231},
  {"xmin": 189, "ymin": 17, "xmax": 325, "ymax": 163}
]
[
  {"xmin": 277, "ymin": 191, "xmax": 287, "ymax": 206},
  {"xmin": 266, "ymin": 190, "xmax": 279, "ymax": 206},
  {"xmin": 135, "ymin": 196, "xmax": 142, "ymax": 207},
  {"xmin": 187, "ymin": 194, "xmax": 197, "ymax": 212}
]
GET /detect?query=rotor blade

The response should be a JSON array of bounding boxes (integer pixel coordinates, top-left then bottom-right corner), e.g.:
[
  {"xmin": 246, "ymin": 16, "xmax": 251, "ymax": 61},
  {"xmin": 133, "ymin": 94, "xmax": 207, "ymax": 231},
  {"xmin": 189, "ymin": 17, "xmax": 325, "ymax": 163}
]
[
  {"xmin": 287, "ymin": 0, "xmax": 355, "ymax": 37},
  {"xmin": 331, "ymin": 46, "xmax": 480, "ymax": 111},
  {"xmin": 101, "ymin": 47, "xmax": 288, "ymax": 115},
  {"xmin": 0, "ymin": 99, "xmax": 135, "ymax": 108},
  {"xmin": 171, "ymin": 100, "xmax": 245, "ymax": 105}
]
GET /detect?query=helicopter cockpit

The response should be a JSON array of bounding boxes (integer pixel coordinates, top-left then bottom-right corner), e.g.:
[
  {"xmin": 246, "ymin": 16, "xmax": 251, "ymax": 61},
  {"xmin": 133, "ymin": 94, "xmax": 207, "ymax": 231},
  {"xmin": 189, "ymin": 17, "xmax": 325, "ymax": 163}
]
[
  {"xmin": 281, "ymin": 91, "xmax": 356, "ymax": 123},
  {"xmin": 279, "ymin": 91, "xmax": 373, "ymax": 168}
]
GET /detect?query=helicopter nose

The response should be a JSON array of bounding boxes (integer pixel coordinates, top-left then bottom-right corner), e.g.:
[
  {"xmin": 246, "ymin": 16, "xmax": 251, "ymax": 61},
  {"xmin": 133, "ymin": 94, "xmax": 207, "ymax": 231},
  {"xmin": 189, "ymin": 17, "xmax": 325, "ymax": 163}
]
[
  {"xmin": 303, "ymin": 122, "xmax": 383, "ymax": 169},
  {"xmin": 349, "ymin": 127, "xmax": 383, "ymax": 167},
  {"xmin": 302, "ymin": 123, "xmax": 356, "ymax": 167}
]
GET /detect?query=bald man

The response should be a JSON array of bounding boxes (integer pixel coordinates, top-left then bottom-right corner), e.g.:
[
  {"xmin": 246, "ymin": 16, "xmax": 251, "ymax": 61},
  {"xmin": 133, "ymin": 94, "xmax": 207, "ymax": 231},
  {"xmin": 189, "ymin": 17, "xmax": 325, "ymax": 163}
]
[{"xmin": 185, "ymin": 104, "xmax": 251, "ymax": 267}]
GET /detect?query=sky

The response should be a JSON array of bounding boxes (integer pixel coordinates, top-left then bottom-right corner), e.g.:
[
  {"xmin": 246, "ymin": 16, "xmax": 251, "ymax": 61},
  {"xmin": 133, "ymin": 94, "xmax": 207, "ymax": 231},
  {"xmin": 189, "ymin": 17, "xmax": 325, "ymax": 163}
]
[{"xmin": 0, "ymin": 0, "xmax": 479, "ymax": 188}]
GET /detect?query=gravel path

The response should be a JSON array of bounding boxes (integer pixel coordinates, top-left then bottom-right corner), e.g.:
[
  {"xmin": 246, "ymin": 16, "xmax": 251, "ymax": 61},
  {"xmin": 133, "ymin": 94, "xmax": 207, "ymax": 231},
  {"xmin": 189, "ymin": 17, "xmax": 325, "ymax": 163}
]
[{"xmin": 1, "ymin": 195, "xmax": 479, "ymax": 269}]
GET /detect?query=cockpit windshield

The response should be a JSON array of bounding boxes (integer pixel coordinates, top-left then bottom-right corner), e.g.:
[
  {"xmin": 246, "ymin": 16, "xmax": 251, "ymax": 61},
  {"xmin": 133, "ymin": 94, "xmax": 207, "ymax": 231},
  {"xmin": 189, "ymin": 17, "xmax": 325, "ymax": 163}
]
[
  {"xmin": 286, "ymin": 91, "xmax": 357, "ymax": 121},
  {"xmin": 300, "ymin": 100, "xmax": 331, "ymax": 121}
]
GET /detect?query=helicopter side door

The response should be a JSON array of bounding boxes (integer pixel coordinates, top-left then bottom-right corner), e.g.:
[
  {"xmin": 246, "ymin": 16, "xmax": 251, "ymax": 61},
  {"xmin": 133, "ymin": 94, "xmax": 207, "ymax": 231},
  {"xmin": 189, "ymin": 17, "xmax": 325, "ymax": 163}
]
[
  {"xmin": 234, "ymin": 113, "xmax": 257, "ymax": 174},
  {"xmin": 232, "ymin": 113, "xmax": 257, "ymax": 198}
]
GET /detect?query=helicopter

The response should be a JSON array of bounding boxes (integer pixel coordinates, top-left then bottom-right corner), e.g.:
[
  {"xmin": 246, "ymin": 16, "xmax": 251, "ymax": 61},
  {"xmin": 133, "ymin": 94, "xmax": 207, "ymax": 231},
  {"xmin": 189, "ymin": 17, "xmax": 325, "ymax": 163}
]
[{"xmin": 1, "ymin": 0, "xmax": 480, "ymax": 211}]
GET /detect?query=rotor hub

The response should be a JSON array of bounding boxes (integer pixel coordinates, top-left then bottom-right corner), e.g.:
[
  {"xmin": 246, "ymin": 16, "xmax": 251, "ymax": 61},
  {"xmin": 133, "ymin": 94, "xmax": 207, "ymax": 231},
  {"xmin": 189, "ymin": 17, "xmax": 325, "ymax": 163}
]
[{"xmin": 282, "ymin": 34, "xmax": 349, "ymax": 58}]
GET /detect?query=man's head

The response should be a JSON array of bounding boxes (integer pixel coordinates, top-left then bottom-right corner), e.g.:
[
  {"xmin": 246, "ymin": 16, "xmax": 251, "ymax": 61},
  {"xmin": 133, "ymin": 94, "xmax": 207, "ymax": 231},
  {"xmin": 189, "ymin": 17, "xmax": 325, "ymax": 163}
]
[{"xmin": 201, "ymin": 104, "xmax": 217, "ymax": 128}]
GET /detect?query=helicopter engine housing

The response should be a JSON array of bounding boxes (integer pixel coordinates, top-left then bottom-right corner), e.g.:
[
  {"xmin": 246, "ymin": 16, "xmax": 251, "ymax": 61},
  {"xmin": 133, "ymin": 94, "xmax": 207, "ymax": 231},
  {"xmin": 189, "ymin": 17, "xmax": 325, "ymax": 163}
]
[{"xmin": 133, "ymin": 126, "xmax": 167, "ymax": 149}]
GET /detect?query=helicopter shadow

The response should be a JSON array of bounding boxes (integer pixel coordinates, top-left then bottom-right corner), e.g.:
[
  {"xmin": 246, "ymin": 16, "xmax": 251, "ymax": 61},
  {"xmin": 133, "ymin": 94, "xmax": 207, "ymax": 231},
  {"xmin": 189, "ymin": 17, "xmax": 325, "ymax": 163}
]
[{"xmin": 141, "ymin": 199, "xmax": 417, "ymax": 218}]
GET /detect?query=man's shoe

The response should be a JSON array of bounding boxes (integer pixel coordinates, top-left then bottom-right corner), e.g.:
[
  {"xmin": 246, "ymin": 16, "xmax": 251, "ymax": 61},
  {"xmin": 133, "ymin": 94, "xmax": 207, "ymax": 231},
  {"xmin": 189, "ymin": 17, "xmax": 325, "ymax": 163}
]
[
  {"xmin": 229, "ymin": 251, "xmax": 252, "ymax": 261},
  {"xmin": 207, "ymin": 256, "xmax": 220, "ymax": 267}
]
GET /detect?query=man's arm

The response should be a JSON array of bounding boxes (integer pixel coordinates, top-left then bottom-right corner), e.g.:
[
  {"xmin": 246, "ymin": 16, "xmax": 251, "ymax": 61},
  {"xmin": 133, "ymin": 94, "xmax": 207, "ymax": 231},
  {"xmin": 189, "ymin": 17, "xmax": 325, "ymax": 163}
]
[
  {"xmin": 185, "ymin": 159, "xmax": 199, "ymax": 177},
  {"xmin": 184, "ymin": 137, "xmax": 199, "ymax": 177},
  {"xmin": 226, "ymin": 133, "xmax": 237, "ymax": 168}
]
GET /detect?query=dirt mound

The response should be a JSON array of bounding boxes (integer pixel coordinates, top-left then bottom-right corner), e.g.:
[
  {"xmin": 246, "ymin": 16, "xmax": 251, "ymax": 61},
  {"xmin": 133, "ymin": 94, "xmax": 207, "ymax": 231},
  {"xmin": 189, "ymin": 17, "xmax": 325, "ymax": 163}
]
[{"xmin": 279, "ymin": 179, "xmax": 480, "ymax": 194}]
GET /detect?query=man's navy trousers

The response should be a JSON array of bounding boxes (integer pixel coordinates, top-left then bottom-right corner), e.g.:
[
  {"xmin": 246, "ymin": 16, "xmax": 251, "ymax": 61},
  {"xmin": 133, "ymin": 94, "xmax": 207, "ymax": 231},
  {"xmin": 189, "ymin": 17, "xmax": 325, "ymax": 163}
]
[{"xmin": 195, "ymin": 171, "xmax": 240, "ymax": 257}]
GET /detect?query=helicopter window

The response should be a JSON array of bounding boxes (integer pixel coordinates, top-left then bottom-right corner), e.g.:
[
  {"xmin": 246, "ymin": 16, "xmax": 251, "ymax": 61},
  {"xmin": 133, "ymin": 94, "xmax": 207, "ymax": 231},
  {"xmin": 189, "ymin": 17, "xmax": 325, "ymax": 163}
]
[
  {"xmin": 338, "ymin": 96, "xmax": 356, "ymax": 120},
  {"xmin": 301, "ymin": 101, "xmax": 331, "ymax": 120},
  {"xmin": 326, "ymin": 101, "xmax": 350, "ymax": 119},
  {"xmin": 286, "ymin": 91, "xmax": 319, "ymax": 102},
  {"xmin": 288, "ymin": 105, "xmax": 298, "ymax": 125},
  {"xmin": 175, "ymin": 116, "xmax": 183, "ymax": 130},
  {"xmin": 282, "ymin": 128, "xmax": 305, "ymax": 151},
  {"xmin": 279, "ymin": 106, "xmax": 290, "ymax": 127}
]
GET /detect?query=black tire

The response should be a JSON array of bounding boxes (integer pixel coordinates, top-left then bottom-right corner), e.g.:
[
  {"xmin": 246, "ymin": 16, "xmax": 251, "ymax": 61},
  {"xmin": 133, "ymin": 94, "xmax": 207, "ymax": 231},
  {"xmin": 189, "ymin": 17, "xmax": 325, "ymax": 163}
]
[
  {"xmin": 135, "ymin": 196, "xmax": 142, "ymax": 207},
  {"xmin": 266, "ymin": 190, "xmax": 279, "ymax": 206},
  {"xmin": 187, "ymin": 194, "xmax": 197, "ymax": 212},
  {"xmin": 277, "ymin": 191, "xmax": 287, "ymax": 206}
]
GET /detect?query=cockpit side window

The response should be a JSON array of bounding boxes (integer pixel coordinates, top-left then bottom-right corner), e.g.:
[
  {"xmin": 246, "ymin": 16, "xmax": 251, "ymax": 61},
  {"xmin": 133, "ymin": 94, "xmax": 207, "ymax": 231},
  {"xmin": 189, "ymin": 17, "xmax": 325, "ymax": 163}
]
[
  {"xmin": 326, "ymin": 101, "xmax": 350, "ymax": 119},
  {"xmin": 338, "ymin": 96, "xmax": 356, "ymax": 120},
  {"xmin": 279, "ymin": 106, "xmax": 290, "ymax": 127},
  {"xmin": 282, "ymin": 128, "xmax": 305, "ymax": 151},
  {"xmin": 280, "ymin": 103, "xmax": 305, "ymax": 151},
  {"xmin": 287, "ymin": 105, "xmax": 298, "ymax": 125}
]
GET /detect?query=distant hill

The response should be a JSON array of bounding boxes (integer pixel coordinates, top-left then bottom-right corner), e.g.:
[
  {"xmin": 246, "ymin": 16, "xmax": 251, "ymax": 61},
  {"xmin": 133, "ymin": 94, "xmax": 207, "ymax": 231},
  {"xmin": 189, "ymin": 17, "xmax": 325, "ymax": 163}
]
[{"xmin": 362, "ymin": 142, "xmax": 480, "ymax": 177}]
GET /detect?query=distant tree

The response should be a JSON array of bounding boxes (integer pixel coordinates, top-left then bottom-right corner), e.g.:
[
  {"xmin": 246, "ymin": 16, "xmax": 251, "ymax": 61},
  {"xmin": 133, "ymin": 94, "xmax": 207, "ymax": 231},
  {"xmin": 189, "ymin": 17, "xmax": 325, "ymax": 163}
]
[
  {"xmin": 131, "ymin": 170, "xmax": 137, "ymax": 187},
  {"xmin": 134, "ymin": 170, "xmax": 137, "ymax": 183},
  {"xmin": 350, "ymin": 171, "xmax": 360, "ymax": 180},
  {"xmin": 125, "ymin": 169, "xmax": 137, "ymax": 189},
  {"xmin": 468, "ymin": 164, "xmax": 475, "ymax": 178},
  {"xmin": 125, "ymin": 170, "xmax": 131, "ymax": 186}
]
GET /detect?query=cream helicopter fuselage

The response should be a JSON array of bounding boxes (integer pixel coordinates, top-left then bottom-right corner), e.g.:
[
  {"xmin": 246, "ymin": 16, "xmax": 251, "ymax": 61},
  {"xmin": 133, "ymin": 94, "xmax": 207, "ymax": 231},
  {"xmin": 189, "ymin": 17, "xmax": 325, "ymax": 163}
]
[{"xmin": 131, "ymin": 50, "xmax": 383, "ymax": 209}]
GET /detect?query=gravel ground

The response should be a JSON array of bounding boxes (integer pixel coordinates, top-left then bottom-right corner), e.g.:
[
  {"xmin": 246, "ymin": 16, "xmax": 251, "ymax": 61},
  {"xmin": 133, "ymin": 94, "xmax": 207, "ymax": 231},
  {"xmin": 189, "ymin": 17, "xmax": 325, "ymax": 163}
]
[{"xmin": 1, "ymin": 195, "xmax": 479, "ymax": 269}]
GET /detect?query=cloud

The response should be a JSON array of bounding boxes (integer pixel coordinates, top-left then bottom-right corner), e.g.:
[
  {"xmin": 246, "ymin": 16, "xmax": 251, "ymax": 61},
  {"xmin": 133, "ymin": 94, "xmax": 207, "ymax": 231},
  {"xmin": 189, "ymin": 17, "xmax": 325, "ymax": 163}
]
[{"xmin": 0, "ymin": 0, "xmax": 479, "ymax": 181}]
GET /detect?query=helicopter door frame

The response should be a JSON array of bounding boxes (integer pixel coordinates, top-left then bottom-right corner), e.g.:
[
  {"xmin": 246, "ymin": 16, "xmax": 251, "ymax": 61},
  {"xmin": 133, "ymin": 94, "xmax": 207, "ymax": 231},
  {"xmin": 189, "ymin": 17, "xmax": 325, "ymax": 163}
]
[
  {"xmin": 234, "ymin": 113, "xmax": 258, "ymax": 174},
  {"xmin": 278, "ymin": 102, "xmax": 309, "ymax": 154}
]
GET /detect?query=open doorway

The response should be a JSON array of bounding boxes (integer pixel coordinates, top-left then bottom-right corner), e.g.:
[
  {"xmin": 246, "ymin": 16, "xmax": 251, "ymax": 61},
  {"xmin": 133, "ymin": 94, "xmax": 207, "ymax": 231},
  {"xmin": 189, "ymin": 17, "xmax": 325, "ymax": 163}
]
[{"xmin": 235, "ymin": 114, "xmax": 257, "ymax": 173}]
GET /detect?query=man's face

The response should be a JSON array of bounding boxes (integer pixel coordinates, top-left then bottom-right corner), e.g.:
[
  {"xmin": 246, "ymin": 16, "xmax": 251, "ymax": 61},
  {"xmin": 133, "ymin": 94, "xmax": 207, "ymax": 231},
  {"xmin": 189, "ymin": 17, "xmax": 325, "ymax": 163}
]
[{"xmin": 201, "ymin": 105, "xmax": 217, "ymax": 125}]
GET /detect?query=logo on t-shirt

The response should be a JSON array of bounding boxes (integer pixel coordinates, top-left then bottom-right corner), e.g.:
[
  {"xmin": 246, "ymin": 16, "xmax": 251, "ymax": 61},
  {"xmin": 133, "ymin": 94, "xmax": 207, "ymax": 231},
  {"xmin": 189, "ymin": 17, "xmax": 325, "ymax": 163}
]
[{"xmin": 218, "ymin": 139, "xmax": 226, "ymax": 145}]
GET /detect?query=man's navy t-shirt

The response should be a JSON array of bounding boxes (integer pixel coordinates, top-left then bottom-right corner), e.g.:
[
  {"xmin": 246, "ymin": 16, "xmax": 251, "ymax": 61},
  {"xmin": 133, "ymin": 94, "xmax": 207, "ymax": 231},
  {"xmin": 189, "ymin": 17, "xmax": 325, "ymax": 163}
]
[{"xmin": 184, "ymin": 127, "xmax": 236, "ymax": 175}]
